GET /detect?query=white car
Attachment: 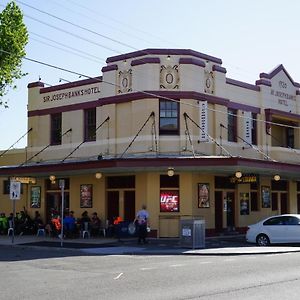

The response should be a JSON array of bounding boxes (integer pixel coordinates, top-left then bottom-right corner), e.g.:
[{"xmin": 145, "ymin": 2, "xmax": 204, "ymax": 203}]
[{"xmin": 246, "ymin": 214, "xmax": 300, "ymax": 246}]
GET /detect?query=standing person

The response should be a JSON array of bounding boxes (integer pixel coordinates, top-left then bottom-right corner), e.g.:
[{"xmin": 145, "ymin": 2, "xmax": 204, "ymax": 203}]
[{"xmin": 134, "ymin": 205, "xmax": 149, "ymax": 244}]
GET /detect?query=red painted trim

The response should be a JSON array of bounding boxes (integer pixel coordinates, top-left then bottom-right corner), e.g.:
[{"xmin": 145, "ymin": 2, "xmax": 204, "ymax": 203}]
[
  {"xmin": 227, "ymin": 102, "xmax": 261, "ymax": 114},
  {"xmin": 131, "ymin": 57, "xmax": 160, "ymax": 66},
  {"xmin": 27, "ymin": 81, "xmax": 45, "ymax": 88},
  {"xmin": 106, "ymin": 48, "xmax": 222, "ymax": 64},
  {"xmin": 265, "ymin": 108, "xmax": 300, "ymax": 121},
  {"xmin": 212, "ymin": 65, "xmax": 227, "ymax": 74},
  {"xmin": 179, "ymin": 58, "xmax": 205, "ymax": 67},
  {"xmin": 255, "ymin": 79, "xmax": 272, "ymax": 87},
  {"xmin": 101, "ymin": 65, "xmax": 118, "ymax": 72},
  {"xmin": 28, "ymin": 90, "xmax": 262, "ymax": 117},
  {"xmin": 1, "ymin": 156, "xmax": 300, "ymax": 176},
  {"xmin": 226, "ymin": 78, "xmax": 260, "ymax": 92},
  {"xmin": 39, "ymin": 77, "xmax": 102, "ymax": 94}
]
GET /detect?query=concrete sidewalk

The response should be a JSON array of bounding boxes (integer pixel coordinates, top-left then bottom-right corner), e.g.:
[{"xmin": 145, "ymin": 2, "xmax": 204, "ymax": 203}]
[{"xmin": 2, "ymin": 234, "xmax": 300, "ymax": 256}]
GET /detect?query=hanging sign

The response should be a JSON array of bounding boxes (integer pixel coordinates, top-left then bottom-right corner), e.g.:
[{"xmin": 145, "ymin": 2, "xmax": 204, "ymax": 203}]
[
  {"xmin": 199, "ymin": 101, "xmax": 208, "ymax": 142},
  {"xmin": 10, "ymin": 180, "xmax": 21, "ymax": 200}
]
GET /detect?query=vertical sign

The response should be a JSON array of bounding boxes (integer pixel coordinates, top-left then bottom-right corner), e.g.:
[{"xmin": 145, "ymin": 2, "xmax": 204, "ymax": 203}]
[
  {"xmin": 199, "ymin": 101, "xmax": 208, "ymax": 142},
  {"xmin": 243, "ymin": 111, "xmax": 252, "ymax": 145},
  {"xmin": 10, "ymin": 180, "xmax": 21, "ymax": 200}
]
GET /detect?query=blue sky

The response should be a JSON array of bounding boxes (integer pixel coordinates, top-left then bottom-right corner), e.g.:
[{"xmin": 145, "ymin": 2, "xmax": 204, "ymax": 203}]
[{"xmin": 1, "ymin": 0, "xmax": 300, "ymax": 149}]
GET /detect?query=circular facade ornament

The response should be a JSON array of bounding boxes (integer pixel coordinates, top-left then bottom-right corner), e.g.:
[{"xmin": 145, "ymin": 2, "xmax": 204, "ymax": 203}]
[
  {"xmin": 206, "ymin": 78, "xmax": 211, "ymax": 88},
  {"xmin": 166, "ymin": 73, "xmax": 174, "ymax": 84},
  {"xmin": 122, "ymin": 77, "xmax": 128, "ymax": 88}
]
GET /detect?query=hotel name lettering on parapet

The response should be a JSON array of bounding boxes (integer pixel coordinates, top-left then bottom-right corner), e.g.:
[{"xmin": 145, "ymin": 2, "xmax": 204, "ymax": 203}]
[
  {"xmin": 270, "ymin": 80, "xmax": 296, "ymax": 107},
  {"xmin": 43, "ymin": 86, "xmax": 100, "ymax": 102}
]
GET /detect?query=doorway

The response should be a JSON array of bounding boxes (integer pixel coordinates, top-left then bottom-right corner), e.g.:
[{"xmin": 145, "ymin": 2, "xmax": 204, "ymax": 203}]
[
  {"xmin": 215, "ymin": 191, "xmax": 223, "ymax": 232},
  {"xmin": 46, "ymin": 192, "xmax": 69, "ymax": 223},
  {"xmin": 280, "ymin": 193, "xmax": 288, "ymax": 214},
  {"xmin": 226, "ymin": 192, "xmax": 235, "ymax": 231},
  {"xmin": 107, "ymin": 190, "xmax": 135, "ymax": 224}
]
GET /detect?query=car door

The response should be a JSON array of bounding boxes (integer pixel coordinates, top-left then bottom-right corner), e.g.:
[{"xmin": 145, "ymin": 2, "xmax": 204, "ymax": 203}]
[
  {"xmin": 263, "ymin": 216, "xmax": 287, "ymax": 243},
  {"xmin": 284, "ymin": 216, "xmax": 300, "ymax": 243}
]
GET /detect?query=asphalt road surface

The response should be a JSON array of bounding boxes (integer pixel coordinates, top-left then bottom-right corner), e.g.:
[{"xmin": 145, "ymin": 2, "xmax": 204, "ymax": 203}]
[{"xmin": 1, "ymin": 245, "xmax": 300, "ymax": 299}]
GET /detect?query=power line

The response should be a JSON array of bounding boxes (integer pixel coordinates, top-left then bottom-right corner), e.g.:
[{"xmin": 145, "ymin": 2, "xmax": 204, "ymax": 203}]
[
  {"xmin": 24, "ymin": 14, "xmax": 121, "ymax": 54},
  {"xmin": 29, "ymin": 31, "xmax": 106, "ymax": 63},
  {"xmin": 17, "ymin": 0, "xmax": 139, "ymax": 52},
  {"xmin": 30, "ymin": 36, "xmax": 103, "ymax": 64}
]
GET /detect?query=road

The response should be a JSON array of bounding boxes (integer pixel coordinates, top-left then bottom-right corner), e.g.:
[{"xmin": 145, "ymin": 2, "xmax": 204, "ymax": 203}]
[{"xmin": 1, "ymin": 245, "xmax": 300, "ymax": 299}]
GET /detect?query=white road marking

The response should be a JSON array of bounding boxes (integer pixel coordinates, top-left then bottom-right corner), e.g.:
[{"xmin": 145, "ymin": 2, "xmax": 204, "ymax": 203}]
[
  {"xmin": 140, "ymin": 267, "xmax": 156, "ymax": 271},
  {"xmin": 114, "ymin": 272, "xmax": 123, "ymax": 280},
  {"xmin": 170, "ymin": 264, "xmax": 185, "ymax": 267}
]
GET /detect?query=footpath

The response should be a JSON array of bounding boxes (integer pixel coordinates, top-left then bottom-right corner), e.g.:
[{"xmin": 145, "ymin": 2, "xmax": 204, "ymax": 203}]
[{"xmin": 2, "ymin": 234, "xmax": 300, "ymax": 256}]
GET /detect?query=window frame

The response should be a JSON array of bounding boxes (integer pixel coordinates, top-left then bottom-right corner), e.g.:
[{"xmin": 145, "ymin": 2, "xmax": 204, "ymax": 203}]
[
  {"xmin": 159, "ymin": 99, "xmax": 179, "ymax": 135},
  {"xmin": 84, "ymin": 108, "xmax": 96, "ymax": 142},
  {"xmin": 50, "ymin": 113, "xmax": 62, "ymax": 145},
  {"xmin": 227, "ymin": 108, "xmax": 237, "ymax": 142}
]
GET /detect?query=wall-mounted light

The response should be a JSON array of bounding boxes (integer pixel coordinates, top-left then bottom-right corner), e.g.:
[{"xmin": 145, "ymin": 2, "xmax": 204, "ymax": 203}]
[
  {"xmin": 167, "ymin": 167, "xmax": 175, "ymax": 177},
  {"xmin": 274, "ymin": 174, "xmax": 281, "ymax": 181},
  {"xmin": 235, "ymin": 171, "xmax": 242, "ymax": 178},
  {"xmin": 167, "ymin": 55, "xmax": 171, "ymax": 60},
  {"xmin": 49, "ymin": 175, "xmax": 56, "ymax": 184},
  {"xmin": 95, "ymin": 172, "xmax": 102, "ymax": 179}
]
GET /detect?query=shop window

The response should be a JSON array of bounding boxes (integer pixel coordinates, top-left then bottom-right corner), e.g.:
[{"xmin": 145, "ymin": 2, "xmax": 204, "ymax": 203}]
[
  {"xmin": 271, "ymin": 180, "xmax": 287, "ymax": 191},
  {"xmin": 160, "ymin": 175, "xmax": 179, "ymax": 212},
  {"xmin": 286, "ymin": 127, "xmax": 294, "ymax": 148},
  {"xmin": 228, "ymin": 108, "xmax": 237, "ymax": 142},
  {"xmin": 251, "ymin": 113, "xmax": 257, "ymax": 145},
  {"xmin": 84, "ymin": 108, "xmax": 96, "ymax": 142},
  {"xmin": 46, "ymin": 178, "xmax": 70, "ymax": 190},
  {"xmin": 159, "ymin": 99, "xmax": 179, "ymax": 135},
  {"xmin": 107, "ymin": 176, "xmax": 135, "ymax": 189},
  {"xmin": 271, "ymin": 193, "xmax": 278, "ymax": 211},
  {"xmin": 50, "ymin": 113, "xmax": 62, "ymax": 145},
  {"xmin": 3, "ymin": 180, "xmax": 23, "ymax": 194},
  {"xmin": 250, "ymin": 191, "xmax": 258, "ymax": 211},
  {"xmin": 215, "ymin": 176, "xmax": 235, "ymax": 189}
]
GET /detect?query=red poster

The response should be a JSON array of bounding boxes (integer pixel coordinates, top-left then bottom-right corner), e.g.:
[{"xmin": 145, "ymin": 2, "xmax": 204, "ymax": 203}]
[{"xmin": 160, "ymin": 191, "xmax": 179, "ymax": 212}]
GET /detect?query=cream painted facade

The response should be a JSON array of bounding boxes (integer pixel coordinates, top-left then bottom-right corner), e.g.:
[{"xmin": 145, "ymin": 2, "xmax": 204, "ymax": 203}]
[{"xmin": 1, "ymin": 49, "xmax": 300, "ymax": 237}]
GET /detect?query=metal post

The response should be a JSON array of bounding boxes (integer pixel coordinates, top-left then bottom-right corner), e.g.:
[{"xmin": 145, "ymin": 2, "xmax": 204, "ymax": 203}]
[
  {"xmin": 12, "ymin": 200, "xmax": 15, "ymax": 244},
  {"xmin": 59, "ymin": 179, "xmax": 65, "ymax": 248}
]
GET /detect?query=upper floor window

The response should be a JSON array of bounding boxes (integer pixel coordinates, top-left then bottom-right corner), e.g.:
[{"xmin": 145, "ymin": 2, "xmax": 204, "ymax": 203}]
[
  {"xmin": 50, "ymin": 113, "xmax": 62, "ymax": 145},
  {"xmin": 159, "ymin": 99, "xmax": 179, "ymax": 135},
  {"xmin": 251, "ymin": 113, "xmax": 257, "ymax": 145},
  {"xmin": 84, "ymin": 108, "xmax": 96, "ymax": 142},
  {"xmin": 228, "ymin": 108, "xmax": 237, "ymax": 142},
  {"xmin": 286, "ymin": 126, "xmax": 294, "ymax": 148}
]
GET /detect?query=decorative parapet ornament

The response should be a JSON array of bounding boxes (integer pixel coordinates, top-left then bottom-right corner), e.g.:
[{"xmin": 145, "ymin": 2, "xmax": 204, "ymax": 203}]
[
  {"xmin": 117, "ymin": 69, "xmax": 132, "ymax": 94},
  {"xmin": 160, "ymin": 65, "xmax": 180, "ymax": 89},
  {"xmin": 204, "ymin": 70, "xmax": 214, "ymax": 94}
]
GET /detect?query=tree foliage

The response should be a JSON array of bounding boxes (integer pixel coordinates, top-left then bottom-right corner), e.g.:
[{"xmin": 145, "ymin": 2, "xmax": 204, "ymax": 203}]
[{"xmin": 0, "ymin": 1, "xmax": 28, "ymax": 106}]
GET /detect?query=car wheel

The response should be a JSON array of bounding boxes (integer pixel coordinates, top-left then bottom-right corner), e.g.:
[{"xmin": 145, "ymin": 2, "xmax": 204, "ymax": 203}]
[{"xmin": 256, "ymin": 234, "xmax": 270, "ymax": 246}]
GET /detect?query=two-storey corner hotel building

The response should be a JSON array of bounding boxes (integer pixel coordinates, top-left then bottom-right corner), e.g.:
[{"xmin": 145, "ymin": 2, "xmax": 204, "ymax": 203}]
[{"xmin": 1, "ymin": 48, "xmax": 300, "ymax": 237}]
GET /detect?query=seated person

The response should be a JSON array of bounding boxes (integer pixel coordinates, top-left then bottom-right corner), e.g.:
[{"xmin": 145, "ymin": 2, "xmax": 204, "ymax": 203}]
[
  {"xmin": 80, "ymin": 211, "xmax": 91, "ymax": 231},
  {"xmin": 51, "ymin": 215, "xmax": 61, "ymax": 237},
  {"xmin": 63, "ymin": 211, "xmax": 76, "ymax": 238},
  {"xmin": 33, "ymin": 211, "xmax": 44, "ymax": 233},
  {"xmin": 90, "ymin": 212, "xmax": 101, "ymax": 237},
  {"xmin": 0, "ymin": 213, "xmax": 8, "ymax": 235}
]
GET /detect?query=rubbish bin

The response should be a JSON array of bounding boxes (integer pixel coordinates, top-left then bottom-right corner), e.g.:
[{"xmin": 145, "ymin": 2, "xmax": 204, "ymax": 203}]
[{"xmin": 180, "ymin": 219, "xmax": 205, "ymax": 248}]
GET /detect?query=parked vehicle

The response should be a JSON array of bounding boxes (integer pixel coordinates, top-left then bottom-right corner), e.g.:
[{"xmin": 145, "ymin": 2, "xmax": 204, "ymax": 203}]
[{"xmin": 246, "ymin": 214, "xmax": 300, "ymax": 246}]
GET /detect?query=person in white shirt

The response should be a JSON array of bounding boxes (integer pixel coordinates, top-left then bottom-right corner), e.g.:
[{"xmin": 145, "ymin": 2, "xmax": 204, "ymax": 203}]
[{"xmin": 134, "ymin": 204, "xmax": 149, "ymax": 244}]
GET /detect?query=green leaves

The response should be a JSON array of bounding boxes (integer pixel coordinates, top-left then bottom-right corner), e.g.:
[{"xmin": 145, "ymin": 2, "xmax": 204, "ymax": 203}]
[{"xmin": 0, "ymin": 1, "xmax": 28, "ymax": 103}]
